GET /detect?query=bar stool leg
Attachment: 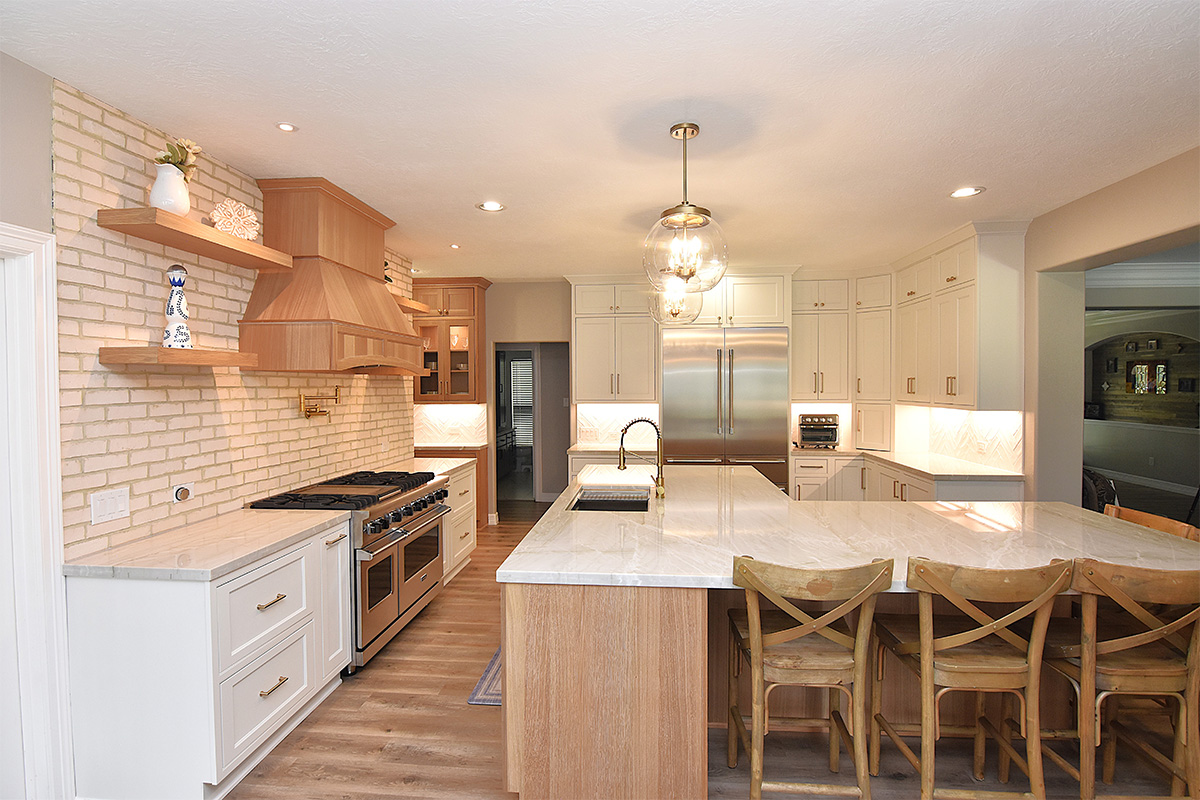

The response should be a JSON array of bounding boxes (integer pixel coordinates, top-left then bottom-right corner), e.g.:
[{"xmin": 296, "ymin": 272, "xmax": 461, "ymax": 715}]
[
  {"xmin": 869, "ymin": 638, "xmax": 883, "ymax": 777},
  {"xmin": 1025, "ymin": 678, "xmax": 1047, "ymax": 800},
  {"xmin": 1170, "ymin": 697, "xmax": 1187, "ymax": 796},
  {"xmin": 998, "ymin": 694, "xmax": 1013, "ymax": 784},
  {"xmin": 750, "ymin": 659, "xmax": 765, "ymax": 800},
  {"xmin": 853, "ymin": 653, "xmax": 873, "ymax": 800},
  {"xmin": 973, "ymin": 691, "xmax": 987, "ymax": 780},
  {"xmin": 1101, "ymin": 699, "xmax": 1118, "ymax": 784},
  {"xmin": 1186, "ymin": 690, "xmax": 1200, "ymax": 798},
  {"xmin": 829, "ymin": 687, "xmax": 841, "ymax": 773},
  {"xmin": 728, "ymin": 621, "xmax": 740, "ymax": 769}
]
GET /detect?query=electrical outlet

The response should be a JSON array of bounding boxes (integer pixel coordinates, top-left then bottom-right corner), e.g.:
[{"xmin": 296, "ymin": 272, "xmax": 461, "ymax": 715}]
[
  {"xmin": 172, "ymin": 483, "xmax": 194, "ymax": 503},
  {"xmin": 90, "ymin": 488, "xmax": 130, "ymax": 524},
  {"xmin": 1148, "ymin": 456, "xmax": 1155, "ymax": 466},
  {"xmin": 976, "ymin": 441, "xmax": 987, "ymax": 454}
]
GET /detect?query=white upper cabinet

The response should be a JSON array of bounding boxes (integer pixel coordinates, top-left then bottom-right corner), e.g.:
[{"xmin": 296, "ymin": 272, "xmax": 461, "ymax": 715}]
[
  {"xmin": 897, "ymin": 258, "xmax": 932, "ymax": 305},
  {"xmin": 890, "ymin": 223, "xmax": 1024, "ymax": 411},
  {"xmin": 572, "ymin": 315, "xmax": 657, "ymax": 402},
  {"xmin": 790, "ymin": 312, "xmax": 849, "ymax": 400},
  {"xmin": 855, "ymin": 308, "xmax": 891, "ymax": 401},
  {"xmin": 896, "ymin": 299, "xmax": 932, "ymax": 402},
  {"xmin": 793, "ymin": 279, "xmax": 849, "ymax": 311},
  {"xmin": 574, "ymin": 283, "xmax": 650, "ymax": 315},
  {"xmin": 855, "ymin": 274, "xmax": 891, "ymax": 309},
  {"xmin": 695, "ymin": 274, "xmax": 788, "ymax": 326}
]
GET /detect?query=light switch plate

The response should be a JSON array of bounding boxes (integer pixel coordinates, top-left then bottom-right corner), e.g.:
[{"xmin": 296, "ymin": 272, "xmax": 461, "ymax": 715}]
[{"xmin": 90, "ymin": 487, "xmax": 130, "ymax": 524}]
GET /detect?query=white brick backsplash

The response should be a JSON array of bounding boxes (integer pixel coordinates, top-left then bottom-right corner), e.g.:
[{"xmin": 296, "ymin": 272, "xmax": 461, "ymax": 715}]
[{"xmin": 53, "ymin": 80, "xmax": 417, "ymax": 558}]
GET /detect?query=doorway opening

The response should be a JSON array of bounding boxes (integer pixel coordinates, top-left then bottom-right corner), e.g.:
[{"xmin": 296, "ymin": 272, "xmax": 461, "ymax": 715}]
[{"xmin": 494, "ymin": 342, "xmax": 570, "ymax": 506}]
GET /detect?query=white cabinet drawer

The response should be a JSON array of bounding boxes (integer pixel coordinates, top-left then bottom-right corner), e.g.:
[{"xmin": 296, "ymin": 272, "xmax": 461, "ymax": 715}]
[
  {"xmin": 216, "ymin": 543, "xmax": 314, "ymax": 675},
  {"xmin": 449, "ymin": 506, "xmax": 476, "ymax": 563},
  {"xmin": 218, "ymin": 621, "xmax": 315, "ymax": 772},
  {"xmin": 448, "ymin": 470, "xmax": 473, "ymax": 507},
  {"xmin": 792, "ymin": 457, "xmax": 831, "ymax": 477}
]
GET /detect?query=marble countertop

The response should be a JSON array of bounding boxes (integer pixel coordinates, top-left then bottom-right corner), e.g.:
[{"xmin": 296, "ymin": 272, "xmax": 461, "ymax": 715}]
[
  {"xmin": 790, "ymin": 446, "xmax": 863, "ymax": 456},
  {"xmin": 496, "ymin": 465, "xmax": 1196, "ymax": 591},
  {"xmin": 863, "ymin": 452, "xmax": 1024, "ymax": 480},
  {"xmin": 64, "ymin": 509, "xmax": 351, "ymax": 582},
  {"xmin": 415, "ymin": 442, "xmax": 488, "ymax": 449}
]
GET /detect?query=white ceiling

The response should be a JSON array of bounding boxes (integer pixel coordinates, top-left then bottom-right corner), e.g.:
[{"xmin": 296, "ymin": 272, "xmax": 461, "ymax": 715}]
[{"xmin": 2, "ymin": 1, "xmax": 1197, "ymax": 282}]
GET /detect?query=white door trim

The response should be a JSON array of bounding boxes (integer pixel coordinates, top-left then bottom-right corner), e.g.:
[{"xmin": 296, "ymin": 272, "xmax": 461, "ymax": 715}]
[{"xmin": 0, "ymin": 222, "xmax": 74, "ymax": 798}]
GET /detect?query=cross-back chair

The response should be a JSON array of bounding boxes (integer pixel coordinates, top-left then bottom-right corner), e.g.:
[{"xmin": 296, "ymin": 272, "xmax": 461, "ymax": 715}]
[
  {"xmin": 870, "ymin": 557, "xmax": 1072, "ymax": 800},
  {"xmin": 1040, "ymin": 558, "xmax": 1200, "ymax": 799},
  {"xmin": 1103, "ymin": 504, "xmax": 1200, "ymax": 542},
  {"xmin": 728, "ymin": 556, "xmax": 894, "ymax": 800}
]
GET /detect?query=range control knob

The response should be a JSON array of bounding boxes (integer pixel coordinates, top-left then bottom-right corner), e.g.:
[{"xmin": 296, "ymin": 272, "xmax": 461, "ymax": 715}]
[
  {"xmin": 401, "ymin": 504, "xmax": 413, "ymax": 517},
  {"xmin": 437, "ymin": 489, "xmax": 448, "ymax": 501},
  {"xmin": 368, "ymin": 519, "xmax": 386, "ymax": 535},
  {"xmin": 388, "ymin": 510, "xmax": 403, "ymax": 523}
]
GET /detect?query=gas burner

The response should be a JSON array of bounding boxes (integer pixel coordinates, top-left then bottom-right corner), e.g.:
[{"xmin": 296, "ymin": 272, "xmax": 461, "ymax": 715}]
[
  {"xmin": 322, "ymin": 471, "xmax": 435, "ymax": 491},
  {"xmin": 248, "ymin": 493, "xmax": 376, "ymax": 511}
]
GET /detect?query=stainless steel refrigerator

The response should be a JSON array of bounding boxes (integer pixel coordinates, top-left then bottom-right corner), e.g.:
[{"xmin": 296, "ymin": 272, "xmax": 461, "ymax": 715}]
[{"xmin": 661, "ymin": 326, "xmax": 789, "ymax": 488}]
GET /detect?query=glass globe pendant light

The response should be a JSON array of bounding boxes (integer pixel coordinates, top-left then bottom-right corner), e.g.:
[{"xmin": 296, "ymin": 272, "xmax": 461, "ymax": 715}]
[
  {"xmin": 648, "ymin": 275, "xmax": 703, "ymax": 325},
  {"xmin": 643, "ymin": 122, "xmax": 728, "ymax": 293}
]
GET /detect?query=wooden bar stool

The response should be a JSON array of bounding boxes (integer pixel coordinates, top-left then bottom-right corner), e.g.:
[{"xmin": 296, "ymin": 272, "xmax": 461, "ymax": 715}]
[
  {"xmin": 728, "ymin": 556, "xmax": 894, "ymax": 799},
  {"xmin": 870, "ymin": 557, "xmax": 1072, "ymax": 799},
  {"xmin": 1040, "ymin": 558, "xmax": 1200, "ymax": 799},
  {"xmin": 1103, "ymin": 504, "xmax": 1200, "ymax": 542}
]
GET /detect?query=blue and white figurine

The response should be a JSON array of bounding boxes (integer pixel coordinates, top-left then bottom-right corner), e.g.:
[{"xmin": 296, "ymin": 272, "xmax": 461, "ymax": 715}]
[{"xmin": 162, "ymin": 264, "xmax": 193, "ymax": 349}]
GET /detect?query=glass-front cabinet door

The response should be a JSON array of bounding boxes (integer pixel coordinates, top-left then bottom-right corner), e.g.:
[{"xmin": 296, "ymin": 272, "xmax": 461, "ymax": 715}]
[
  {"xmin": 415, "ymin": 319, "xmax": 477, "ymax": 402},
  {"xmin": 416, "ymin": 320, "xmax": 443, "ymax": 399}
]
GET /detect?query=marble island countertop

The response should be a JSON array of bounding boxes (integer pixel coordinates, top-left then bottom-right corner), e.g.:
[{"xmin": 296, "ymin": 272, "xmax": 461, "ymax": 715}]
[
  {"xmin": 864, "ymin": 451, "xmax": 1023, "ymax": 480},
  {"xmin": 64, "ymin": 509, "xmax": 351, "ymax": 582},
  {"xmin": 496, "ymin": 465, "xmax": 1197, "ymax": 592}
]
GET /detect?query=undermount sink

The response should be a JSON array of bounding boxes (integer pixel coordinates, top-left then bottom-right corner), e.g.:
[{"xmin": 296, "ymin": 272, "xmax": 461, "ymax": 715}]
[{"xmin": 569, "ymin": 487, "xmax": 651, "ymax": 512}]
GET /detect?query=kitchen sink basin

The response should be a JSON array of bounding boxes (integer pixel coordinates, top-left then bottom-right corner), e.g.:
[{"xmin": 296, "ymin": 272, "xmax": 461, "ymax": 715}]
[{"xmin": 569, "ymin": 487, "xmax": 651, "ymax": 512}]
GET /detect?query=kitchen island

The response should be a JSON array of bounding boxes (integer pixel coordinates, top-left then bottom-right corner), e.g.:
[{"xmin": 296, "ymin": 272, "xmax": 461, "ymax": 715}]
[{"xmin": 497, "ymin": 465, "xmax": 1199, "ymax": 799}]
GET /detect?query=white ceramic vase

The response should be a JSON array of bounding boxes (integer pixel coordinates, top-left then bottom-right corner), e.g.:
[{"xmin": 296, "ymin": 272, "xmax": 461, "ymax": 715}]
[
  {"xmin": 149, "ymin": 163, "xmax": 191, "ymax": 216},
  {"xmin": 162, "ymin": 265, "xmax": 193, "ymax": 349}
]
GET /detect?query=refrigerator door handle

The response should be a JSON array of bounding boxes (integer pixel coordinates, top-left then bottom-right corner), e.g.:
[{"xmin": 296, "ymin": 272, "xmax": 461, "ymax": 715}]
[
  {"xmin": 666, "ymin": 457, "xmax": 723, "ymax": 464},
  {"xmin": 727, "ymin": 348, "xmax": 734, "ymax": 433},
  {"xmin": 728, "ymin": 458, "xmax": 786, "ymax": 464},
  {"xmin": 715, "ymin": 348, "xmax": 723, "ymax": 435}
]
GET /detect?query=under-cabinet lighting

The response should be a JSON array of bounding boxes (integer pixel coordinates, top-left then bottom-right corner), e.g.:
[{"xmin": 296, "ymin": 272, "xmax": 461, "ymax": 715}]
[
  {"xmin": 950, "ymin": 186, "xmax": 985, "ymax": 198},
  {"xmin": 477, "ymin": 201, "xmax": 505, "ymax": 212},
  {"xmin": 276, "ymin": 122, "xmax": 298, "ymax": 132}
]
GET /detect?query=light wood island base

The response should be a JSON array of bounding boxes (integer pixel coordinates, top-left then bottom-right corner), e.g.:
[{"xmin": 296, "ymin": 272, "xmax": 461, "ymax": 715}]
[{"xmin": 502, "ymin": 583, "xmax": 708, "ymax": 799}]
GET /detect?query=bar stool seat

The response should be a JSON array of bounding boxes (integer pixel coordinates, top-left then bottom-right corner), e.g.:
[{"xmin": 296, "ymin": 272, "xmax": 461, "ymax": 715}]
[
  {"xmin": 729, "ymin": 609, "xmax": 856, "ymax": 680},
  {"xmin": 874, "ymin": 614, "xmax": 1033, "ymax": 683}
]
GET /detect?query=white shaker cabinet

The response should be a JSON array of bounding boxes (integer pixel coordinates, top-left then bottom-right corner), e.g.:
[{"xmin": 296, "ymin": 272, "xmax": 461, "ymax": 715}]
[
  {"xmin": 793, "ymin": 279, "xmax": 849, "ymax": 311},
  {"xmin": 854, "ymin": 274, "xmax": 891, "ymax": 309},
  {"xmin": 574, "ymin": 283, "xmax": 650, "ymax": 316},
  {"xmin": 572, "ymin": 315, "xmax": 657, "ymax": 401},
  {"xmin": 790, "ymin": 312, "xmax": 849, "ymax": 400},
  {"xmin": 933, "ymin": 286, "xmax": 977, "ymax": 407},
  {"xmin": 896, "ymin": 299, "xmax": 933, "ymax": 402},
  {"xmin": 855, "ymin": 402, "xmax": 892, "ymax": 451},
  {"xmin": 896, "ymin": 258, "xmax": 932, "ymax": 305},
  {"xmin": 443, "ymin": 460, "xmax": 478, "ymax": 583},
  {"xmin": 695, "ymin": 274, "xmax": 788, "ymax": 326},
  {"xmin": 855, "ymin": 309, "xmax": 891, "ymax": 401}
]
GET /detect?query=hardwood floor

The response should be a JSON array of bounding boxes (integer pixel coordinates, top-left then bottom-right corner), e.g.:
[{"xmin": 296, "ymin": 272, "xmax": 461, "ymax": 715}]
[{"xmin": 230, "ymin": 500, "xmax": 1180, "ymax": 800}]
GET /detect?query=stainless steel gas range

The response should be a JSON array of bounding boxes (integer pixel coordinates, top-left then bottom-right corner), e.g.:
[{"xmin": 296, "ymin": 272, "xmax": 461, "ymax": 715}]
[{"xmin": 249, "ymin": 470, "xmax": 450, "ymax": 671}]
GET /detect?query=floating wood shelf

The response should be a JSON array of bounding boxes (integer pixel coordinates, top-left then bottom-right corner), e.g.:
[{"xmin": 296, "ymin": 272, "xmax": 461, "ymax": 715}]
[
  {"xmin": 387, "ymin": 283, "xmax": 432, "ymax": 314},
  {"xmin": 97, "ymin": 207, "xmax": 293, "ymax": 273},
  {"xmin": 98, "ymin": 346, "xmax": 259, "ymax": 368}
]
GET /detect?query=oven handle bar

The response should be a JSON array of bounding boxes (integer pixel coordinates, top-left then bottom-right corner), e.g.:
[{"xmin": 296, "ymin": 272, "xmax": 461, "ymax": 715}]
[{"xmin": 355, "ymin": 504, "xmax": 451, "ymax": 562}]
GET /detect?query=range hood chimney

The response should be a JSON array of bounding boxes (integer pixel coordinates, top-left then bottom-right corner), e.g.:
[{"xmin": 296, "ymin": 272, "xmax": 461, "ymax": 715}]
[{"xmin": 239, "ymin": 178, "xmax": 424, "ymax": 375}]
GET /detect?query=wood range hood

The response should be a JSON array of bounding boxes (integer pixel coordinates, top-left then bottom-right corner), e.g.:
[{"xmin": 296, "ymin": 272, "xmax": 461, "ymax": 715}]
[{"xmin": 239, "ymin": 178, "xmax": 424, "ymax": 376}]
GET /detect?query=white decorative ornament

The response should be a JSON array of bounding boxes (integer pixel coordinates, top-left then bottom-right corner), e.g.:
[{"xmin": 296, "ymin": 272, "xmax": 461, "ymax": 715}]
[
  {"xmin": 210, "ymin": 198, "xmax": 260, "ymax": 240},
  {"xmin": 162, "ymin": 265, "xmax": 193, "ymax": 349}
]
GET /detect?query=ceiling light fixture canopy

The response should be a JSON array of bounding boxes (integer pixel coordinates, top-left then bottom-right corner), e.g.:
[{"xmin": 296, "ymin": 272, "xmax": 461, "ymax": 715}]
[
  {"xmin": 643, "ymin": 122, "xmax": 727, "ymax": 294},
  {"xmin": 950, "ymin": 186, "xmax": 986, "ymax": 198},
  {"xmin": 477, "ymin": 200, "xmax": 505, "ymax": 212},
  {"xmin": 648, "ymin": 276, "xmax": 703, "ymax": 325}
]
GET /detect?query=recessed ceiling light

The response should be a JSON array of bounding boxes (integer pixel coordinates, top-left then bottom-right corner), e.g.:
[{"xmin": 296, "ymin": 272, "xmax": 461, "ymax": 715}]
[
  {"xmin": 950, "ymin": 186, "xmax": 985, "ymax": 198},
  {"xmin": 277, "ymin": 122, "xmax": 298, "ymax": 132},
  {"xmin": 476, "ymin": 201, "xmax": 505, "ymax": 212},
  {"xmin": 450, "ymin": 244, "xmax": 460, "ymax": 249}
]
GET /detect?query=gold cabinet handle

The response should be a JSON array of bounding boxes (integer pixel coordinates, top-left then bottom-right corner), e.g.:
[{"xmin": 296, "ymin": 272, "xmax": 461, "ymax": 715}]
[
  {"xmin": 257, "ymin": 593, "xmax": 286, "ymax": 611},
  {"xmin": 892, "ymin": 480, "xmax": 900, "ymax": 499},
  {"xmin": 813, "ymin": 302, "xmax": 819, "ymax": 307},
  {"xmin": 616, "ymin": 374, "xmax": 621, "ymax": 394},
  {"xmin": 861, "ymin": 468, "xmax": 866, "ymax": 490},
  {"xmin": 458, "ymin": 489, "xmax": 470, "ymax": 496},
  {"xmin": 820, "ymin": 372, "xmax": 824, "ymax": 392},
  {"xmin": 857, "ymin": 377, "xmax": 862, "ymax": 393},
  {"xmin": 857, "ymin": 410, "xmax": 862, "ymax": 432},
  {"xmin": 325, "ymin": 533, "xmax": 347, "ymax": 547},
  {"xmin": 907, "ymin": 290, "xmax": 915, "ymax": 296},
  {"xmin": 259, "ymin": 675, "xmax": 288, "ymax": 698},
  {"xmin": 856, "ymin": 300, "xmax": 862, "ymax": 306},
  {"xmin": 610, "ymin": 374, "xmax": 614, "ymax": 395},
  {"xmin": 946, "ymin": 275, "xmax": 956, "ymax": 283},
  {"xmin": 813, "ymin": 372, "xmax": 818, "ymax": 393},
  {"xmin": 459, "ymin": 530, "xmax": 471, "ymax": 539},
  {"xmin": 819, "ymin": 302, "xmax": 824, "ymax": 307}
]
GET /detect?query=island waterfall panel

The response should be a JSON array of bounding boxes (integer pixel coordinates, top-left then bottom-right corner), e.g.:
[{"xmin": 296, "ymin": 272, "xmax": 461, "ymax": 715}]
[{"xmin": 502, "ymin": 583, "xmax": 707, "ymax": 799}]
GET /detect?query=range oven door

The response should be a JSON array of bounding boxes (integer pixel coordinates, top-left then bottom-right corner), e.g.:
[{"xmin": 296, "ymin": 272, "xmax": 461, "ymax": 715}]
[
  {"xmin": 357, "ymin": 531, "xmax": 403, "ymax": 650},
  {"xmin": 399, "ymin": 512, "xmax": 445, "ymax": 611}
]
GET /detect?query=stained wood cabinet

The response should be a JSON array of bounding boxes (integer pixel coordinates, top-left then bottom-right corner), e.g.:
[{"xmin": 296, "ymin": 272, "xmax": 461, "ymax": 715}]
[
  {"xmin": 413, "ymin": 277, "xmax": 490, "ymax": 403},
  {"xmin": 790, "ymin": 313, "xmax": 849, "ymax": 400}
]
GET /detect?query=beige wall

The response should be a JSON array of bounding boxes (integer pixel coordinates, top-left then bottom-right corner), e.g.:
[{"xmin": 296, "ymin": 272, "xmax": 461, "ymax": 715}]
[
  {"xmin": 0, "ymin": 53, "xmax": 52, "ymax": 232},
  {"xmin": 1023, "ymin": 147, "xmax": 1200, "ymax": 502},
  {"xmin": 486, "ymin": 281, "xmax": 571, "ymax": 343},
  {"xmin": 53, "ymin": 81, "xmax": 414, "ymax": 558}
]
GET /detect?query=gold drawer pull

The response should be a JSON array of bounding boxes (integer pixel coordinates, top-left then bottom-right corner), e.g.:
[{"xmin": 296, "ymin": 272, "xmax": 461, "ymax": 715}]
[
  {"xmin": 458, "ymin": 489, "xmax": 470, "ymax": 496},
  {"xmin": 459, "ymin": 530, "xmax": 471, "ymax": 539},
  {"xmin": 798, "ymin": 465, "xmax": 824, "ymax": 469},
  {"xmin": 257, "ymin": 593, "xmax": 286, "ymax": 611},
  {"xmin": 325, "ymin": 533, "xmax": 347, "ymax": 547},
  {"xmin": 946, "ymin": 275, "xmax": 956, "ymax": 282},
  {"xmin": 259, "ymin": 675, "xmax": 288, "ymax": 698}
]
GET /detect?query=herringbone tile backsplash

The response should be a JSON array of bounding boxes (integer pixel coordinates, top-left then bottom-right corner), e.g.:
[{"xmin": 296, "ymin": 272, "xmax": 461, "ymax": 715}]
[
  {"xmin": 414, "ymin": 404, "xmax": 488, "ymax": 446},
  {"xmin": 576, "ymin": 404, "xmax": 661, "ymax": 447},
  {"xmin": 929, "ymin": 409, "xmax": 1024, "ymax": 473}
]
